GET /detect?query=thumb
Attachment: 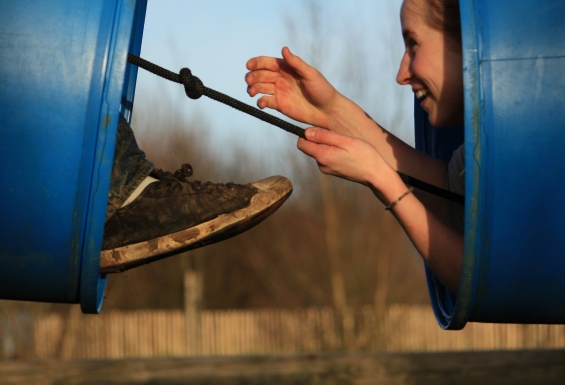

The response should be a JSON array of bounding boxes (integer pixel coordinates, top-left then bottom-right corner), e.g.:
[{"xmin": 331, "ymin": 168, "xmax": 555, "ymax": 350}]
[
  {"xmin": 304, "ymin": 127, "xmax": 346, "ymax": 147},
  {"xmin": 282, "ymin": 47, "xmax": 314, "ymax": 79}
]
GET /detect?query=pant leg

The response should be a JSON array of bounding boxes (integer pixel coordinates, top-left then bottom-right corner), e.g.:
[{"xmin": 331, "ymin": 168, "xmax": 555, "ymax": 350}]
[{"xmin": 106, "ymin": 114, "xmax": 155, "ymax": 220}]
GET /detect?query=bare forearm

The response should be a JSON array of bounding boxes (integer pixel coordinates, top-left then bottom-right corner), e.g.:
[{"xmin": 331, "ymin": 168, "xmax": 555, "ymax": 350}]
[
  {"xmin": 327, "ymin": 95, "xmax": 452, "ymax": 222},
  {"xmin": 370, "ymin": 170, "xmax": 463, "ymax": 293},
  {"xmin": 297, "ymin": 127, "xmax": 463, "ymax": 293},
  {"xmin": 327, "ymin": 96, "xmax": 464, "ymax": 291}
]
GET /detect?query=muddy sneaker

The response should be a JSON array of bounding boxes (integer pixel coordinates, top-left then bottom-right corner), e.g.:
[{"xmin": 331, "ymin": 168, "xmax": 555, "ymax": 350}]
[{"xmin": 99, "ymin": 164, "xmax": 292, "ymax": 273}]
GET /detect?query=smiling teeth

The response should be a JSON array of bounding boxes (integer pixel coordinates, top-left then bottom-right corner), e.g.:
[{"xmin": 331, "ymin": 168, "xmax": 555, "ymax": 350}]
[{"xmin": 416, "ymin": 89, "xmax": 429, "ymax": 99}]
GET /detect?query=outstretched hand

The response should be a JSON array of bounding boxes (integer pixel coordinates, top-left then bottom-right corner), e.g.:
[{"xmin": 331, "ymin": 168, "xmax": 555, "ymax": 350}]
[
  {"xmin": 246, "ymin": 47, "xmax": 340, "ymax": 129},
  {"xmin": 297, "ymin": 128, "xmax": 395, "ymax": 189}
]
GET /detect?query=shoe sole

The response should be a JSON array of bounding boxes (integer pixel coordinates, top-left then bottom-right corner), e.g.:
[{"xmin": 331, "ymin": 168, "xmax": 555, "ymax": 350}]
[{"xmin": 99, "ymin": 175, "xmax": 292, "ymax": 274}]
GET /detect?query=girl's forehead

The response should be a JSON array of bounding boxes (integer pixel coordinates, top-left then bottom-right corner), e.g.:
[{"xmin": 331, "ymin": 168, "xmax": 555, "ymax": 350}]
[
  {"xmin": 400, "ymin": 0, "xmax": 430, "ymax": 33},
  {"xmin": 401, "ymin": 0, "xmax": 427, "ymax": 23}
]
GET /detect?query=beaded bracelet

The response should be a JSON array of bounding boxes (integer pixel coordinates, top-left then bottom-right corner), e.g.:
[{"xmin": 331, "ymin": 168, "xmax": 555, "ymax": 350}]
[{"xmin": 385, "ymin": 187, "xmax": 414, "ymax": 211}]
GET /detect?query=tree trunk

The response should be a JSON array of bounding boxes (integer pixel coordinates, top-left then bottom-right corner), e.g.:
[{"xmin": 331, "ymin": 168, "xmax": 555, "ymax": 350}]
[
  {"xmin": 320, "ymin": 174, "xmax": 350, "ymax": 349},
  {"xmin": 374, "ymin": 214, "xmax": 395, "ymax": 350}
]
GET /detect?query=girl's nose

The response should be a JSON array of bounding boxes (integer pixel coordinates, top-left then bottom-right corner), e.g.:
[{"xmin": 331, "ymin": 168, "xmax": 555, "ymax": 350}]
[{"xmin": 396, "ymin": 52, "xmax": 412, "ymax": 85}]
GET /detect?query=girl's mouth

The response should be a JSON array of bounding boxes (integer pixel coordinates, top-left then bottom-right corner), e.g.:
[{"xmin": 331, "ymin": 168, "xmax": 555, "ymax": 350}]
[{"xmin": 415, "ymin": 89, "xmax": 429, "ymax": 99}]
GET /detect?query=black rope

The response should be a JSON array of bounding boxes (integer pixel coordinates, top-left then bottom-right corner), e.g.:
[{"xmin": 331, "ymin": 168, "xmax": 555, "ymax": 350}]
[
  {"xmin": 127, "ymin": 54, "xmax": 305, "ymax": 138},
  {"xmin": 396, "ymin": 172, "xmax": 464, "ymax": 203},
  {"xmin": 127, "ymin": 54, "xmax": 465, "ymax": 205}
]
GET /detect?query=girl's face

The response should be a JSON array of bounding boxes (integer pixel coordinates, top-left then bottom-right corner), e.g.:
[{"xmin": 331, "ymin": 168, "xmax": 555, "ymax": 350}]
[{"xmin": 396, "ymin": 0, "xmax": 464, "ymax": 127}]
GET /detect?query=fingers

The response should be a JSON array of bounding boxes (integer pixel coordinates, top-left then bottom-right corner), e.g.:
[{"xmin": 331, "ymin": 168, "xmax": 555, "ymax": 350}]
[
  {"xmin": 246, "ymin": 57, "xmax": 258, "ymax": 71},
  {"xmin": 247, "ymin": 82, "xmax": 276, "ymax": 97},
  {"xmin": 297, "ymin": 128, "xmax": 343, "ymax": 160},
  {"xmin": 245, "ymin": 66, "xmax": 284, "ymax": 98},
  {"xmin": 296, "ymin": 136, "xmax": 324, "ymax": 159},
  {"xmin": 297, "ymin": 135, "xmax": 345, "ymax": 180},
  {"xmin": 256, "ymin": 96, "xmax": 278, "ymax": 110},
  {"xmin": 245, "ymin": 70, "xmax": 279, "ymax": 87},
  {"xmin": 246, "ymin": 56, "xmax": 285, "ymax": 72},
  {"xmin": 247, "ymin": 47, "xmax": 312, "ymax": 78},
  {"xmin": 298, "ymin": 129, "xmax": 377, "ymax": 185}
]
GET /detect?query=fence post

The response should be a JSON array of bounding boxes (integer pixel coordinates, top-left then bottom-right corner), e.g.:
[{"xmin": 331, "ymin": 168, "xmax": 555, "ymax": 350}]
[{"xmin": 184, "ymin": 269, "xmax": 202, "ymax": 355}]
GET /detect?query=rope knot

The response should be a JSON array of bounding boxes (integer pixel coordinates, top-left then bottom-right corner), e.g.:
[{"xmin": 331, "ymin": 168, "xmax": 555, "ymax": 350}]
[{"xmin": 179, "ymin": 67, "xmax": 204, "ymax": 100}]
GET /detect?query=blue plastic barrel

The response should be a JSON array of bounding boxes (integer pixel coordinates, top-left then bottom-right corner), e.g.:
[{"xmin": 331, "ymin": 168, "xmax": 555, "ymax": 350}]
[
  {"xmin": 418, "ymin": 0, "xmax": 565, "ymax": 329},
  {"xmin": 0, "ymin": 0, "xmax": 147, "ymax": 313}
]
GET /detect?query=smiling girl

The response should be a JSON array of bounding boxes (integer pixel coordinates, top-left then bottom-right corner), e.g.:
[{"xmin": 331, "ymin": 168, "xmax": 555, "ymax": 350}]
[{"xmin": 245, "ymin": 0, "xmax": 465, "ymax": 294}]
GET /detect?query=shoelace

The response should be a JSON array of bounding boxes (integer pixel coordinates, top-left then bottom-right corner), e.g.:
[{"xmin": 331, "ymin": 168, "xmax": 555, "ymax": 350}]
[{"xmin": 153, "ymin": 164, "xmax": 237, "ymax": 191}]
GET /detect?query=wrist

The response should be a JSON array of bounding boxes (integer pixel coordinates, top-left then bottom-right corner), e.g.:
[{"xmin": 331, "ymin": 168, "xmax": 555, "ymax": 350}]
[
  {"xmin": 368, "ymin": 167, "xmax": 410, "ymax": 207},
  {"xmin": 326, "ymin": 94, "xmax": 359, "ymax": 129},
  {"xmin": 384, "ymin": 187, "xmax": 414, "ymax": 211},
  {"xmin": 327, "ymin": 96, "xmax": 380, "ymax": 143}
]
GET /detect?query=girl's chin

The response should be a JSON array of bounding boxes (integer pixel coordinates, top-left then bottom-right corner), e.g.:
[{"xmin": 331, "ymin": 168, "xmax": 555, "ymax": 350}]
[
  {"xmin": 422, "ymin": 101, "xmax": 458, "ymax": 127},
  {"xmin": 420, "ymin": 96, "xmax": 432, "ymax": 114},
  {"xmin": 422, "ymin": 97, "xmax": 465, "ymax": 127},
  {"xmin": 420, "ymin": 98, "xmax": 437, "ymax": 123}
]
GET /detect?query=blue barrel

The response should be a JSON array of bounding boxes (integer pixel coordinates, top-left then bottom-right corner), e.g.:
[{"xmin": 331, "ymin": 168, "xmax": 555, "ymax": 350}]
[
  {"xmin": 0, "ymin": 0, "xmax": 147, "ymax": 313},
  {"xmin": 419, "ymin": 0, "xmax": 565, "ymax": 329}
]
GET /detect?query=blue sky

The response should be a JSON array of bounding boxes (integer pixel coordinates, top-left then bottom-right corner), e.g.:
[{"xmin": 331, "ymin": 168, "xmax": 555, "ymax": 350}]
[{"xmin": 133, "ymin": 0, "xmax": 413, "ymax": 169}]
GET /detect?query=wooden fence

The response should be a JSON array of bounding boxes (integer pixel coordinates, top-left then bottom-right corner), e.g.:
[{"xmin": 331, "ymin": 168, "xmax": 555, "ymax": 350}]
[{"xmin": 26, "ymin": 305, "xmax": 565, "ymax": 359}]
